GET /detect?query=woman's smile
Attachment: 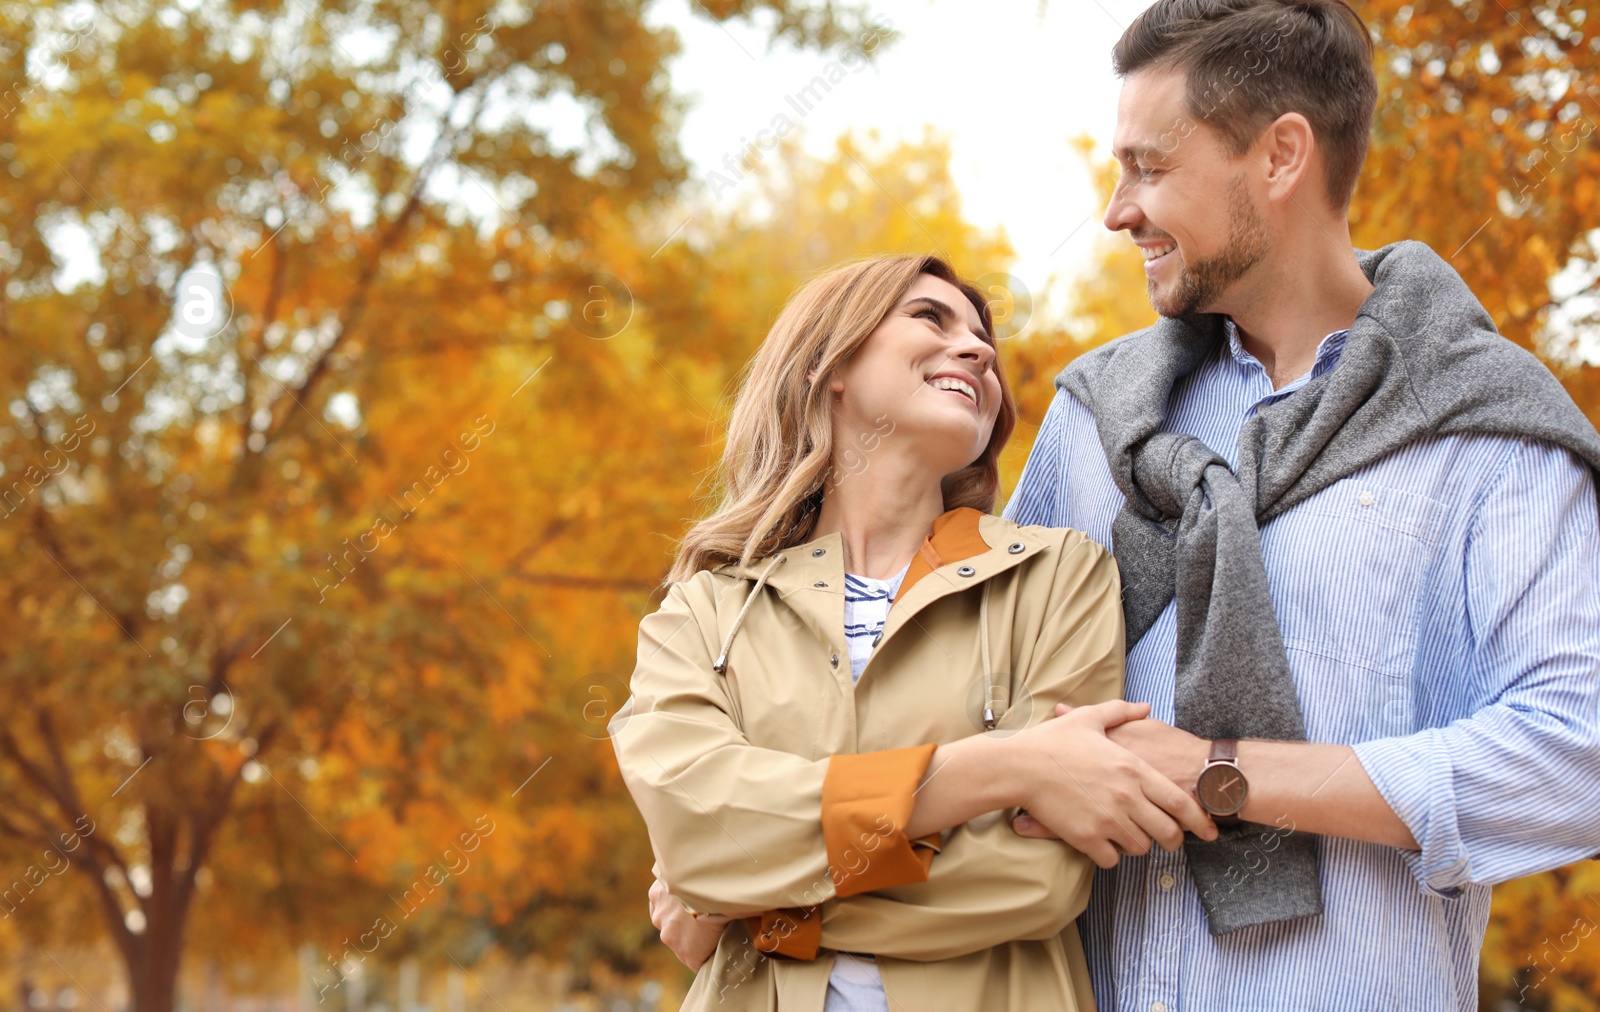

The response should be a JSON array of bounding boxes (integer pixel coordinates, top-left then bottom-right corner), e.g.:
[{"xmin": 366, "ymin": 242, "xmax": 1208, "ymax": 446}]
[{"xmin": 925, "ymin": 370, "xmax": 981, "ymax": 408}]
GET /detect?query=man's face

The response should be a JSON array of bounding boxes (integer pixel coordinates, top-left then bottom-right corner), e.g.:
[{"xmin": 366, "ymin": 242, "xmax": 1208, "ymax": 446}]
[{"xmin": 1104, "ymin": 67, "xmax": 1270, "ymax": 318}]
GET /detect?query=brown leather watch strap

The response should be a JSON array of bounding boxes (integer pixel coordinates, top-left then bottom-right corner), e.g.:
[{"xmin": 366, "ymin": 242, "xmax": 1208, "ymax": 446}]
[{"xmin": 1205, "ymin": 738, "xmax": 1243, "ymax": 827}]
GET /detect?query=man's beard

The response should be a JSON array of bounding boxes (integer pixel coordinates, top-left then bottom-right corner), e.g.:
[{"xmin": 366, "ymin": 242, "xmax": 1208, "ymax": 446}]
[{"xmin": 1147, "ymin": 177, "xmax": 1268, "ymax": 318}]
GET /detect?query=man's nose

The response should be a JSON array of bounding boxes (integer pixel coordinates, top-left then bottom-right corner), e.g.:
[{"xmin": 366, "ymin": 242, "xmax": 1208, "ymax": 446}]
[{"xmin": 1104, "ymin": 182, "xmax": 1141, "ymax": 233}]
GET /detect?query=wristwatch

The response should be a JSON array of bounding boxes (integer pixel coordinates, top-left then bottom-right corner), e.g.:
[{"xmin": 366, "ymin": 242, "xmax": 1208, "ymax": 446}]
[{"xmin": 1194, "ymin": 738, "xmax": 1248, "ymax": 827}]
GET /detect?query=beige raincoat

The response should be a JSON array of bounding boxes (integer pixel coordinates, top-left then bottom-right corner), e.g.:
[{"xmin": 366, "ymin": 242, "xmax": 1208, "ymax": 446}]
[{"xmin": 611, "ymin": 508, "xmax": 1123, "ymax": 1011}]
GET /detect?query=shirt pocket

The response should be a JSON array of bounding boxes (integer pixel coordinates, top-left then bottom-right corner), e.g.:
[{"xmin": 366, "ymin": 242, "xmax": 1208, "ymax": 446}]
[{"xmin": 1260, "ymin": 476, "xmax": 1447, "ymax": 703}]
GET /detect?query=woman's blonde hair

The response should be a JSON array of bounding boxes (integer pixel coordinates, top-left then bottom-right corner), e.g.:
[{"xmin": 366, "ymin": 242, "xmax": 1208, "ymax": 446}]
[{"xmin": 668, "ymin": 254, "xmax": 1018, "ymax": 583}]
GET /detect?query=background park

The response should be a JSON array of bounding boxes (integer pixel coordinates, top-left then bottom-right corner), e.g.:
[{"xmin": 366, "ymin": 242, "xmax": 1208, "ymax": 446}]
[{"xmin": 1, "ymin": 0, "xmax": 1599, "ymax": 1008}]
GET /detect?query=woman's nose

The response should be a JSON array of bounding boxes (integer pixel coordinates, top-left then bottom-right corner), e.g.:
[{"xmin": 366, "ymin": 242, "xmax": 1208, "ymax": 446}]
[{"xmin": 955, "ymin": 337, "xmax": 996, "ymax": 372}]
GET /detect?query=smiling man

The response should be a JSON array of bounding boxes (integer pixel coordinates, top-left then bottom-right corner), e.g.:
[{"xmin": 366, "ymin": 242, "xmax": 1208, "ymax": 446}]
[{"xmin": 1005, "ymin": 0, "xmax": 1600, "ymax": 1008}]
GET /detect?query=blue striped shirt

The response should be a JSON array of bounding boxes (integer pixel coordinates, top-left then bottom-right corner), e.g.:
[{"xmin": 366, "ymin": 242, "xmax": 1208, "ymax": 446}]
[
  {"xmin": 843, "ymin": 568, "xmax": 906, "ymax": 683},
  {"xmin": 1004, "ymin": 321, "xmax": 1600, "ymax": 1010}
]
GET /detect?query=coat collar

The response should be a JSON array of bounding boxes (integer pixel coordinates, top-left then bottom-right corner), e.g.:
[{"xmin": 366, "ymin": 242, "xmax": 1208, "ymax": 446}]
[{"xmin": 712, "ymin": 508, "xmax": 1052, "ymax": 636}]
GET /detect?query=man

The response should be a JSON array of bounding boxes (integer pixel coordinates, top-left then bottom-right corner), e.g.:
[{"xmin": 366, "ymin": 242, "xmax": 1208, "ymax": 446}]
[{"xmin": 1005, "ymin": 0, "xmax": 1600, "ymax": 1008}]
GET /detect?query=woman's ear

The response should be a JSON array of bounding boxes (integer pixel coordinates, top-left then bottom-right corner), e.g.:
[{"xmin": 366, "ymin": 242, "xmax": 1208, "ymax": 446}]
[{"xmin": 806, "ymin": 366, "xmax": 846, "ymax": 397}]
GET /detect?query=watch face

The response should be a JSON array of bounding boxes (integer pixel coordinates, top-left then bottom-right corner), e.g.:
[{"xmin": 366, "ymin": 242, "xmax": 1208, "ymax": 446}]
[{"xmin": 1196, "ymin": 763, "xmax": 1248, "ymax": 817}]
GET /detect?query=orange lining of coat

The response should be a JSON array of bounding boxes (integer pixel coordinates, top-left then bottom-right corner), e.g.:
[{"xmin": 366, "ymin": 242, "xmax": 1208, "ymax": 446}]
[{"xmin": 892, "ymin": 506, "xmax": 993, "ymax": 605}]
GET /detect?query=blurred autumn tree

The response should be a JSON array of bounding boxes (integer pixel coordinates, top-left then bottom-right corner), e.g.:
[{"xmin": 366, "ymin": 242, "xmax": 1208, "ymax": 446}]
[
  {"xmin": 1354, "ymin": 0, "xmax": 1600, "ymax": 425},
  {"xmin": 0, "ymin": 1, "xmax": 895, "ymax": 1009}
]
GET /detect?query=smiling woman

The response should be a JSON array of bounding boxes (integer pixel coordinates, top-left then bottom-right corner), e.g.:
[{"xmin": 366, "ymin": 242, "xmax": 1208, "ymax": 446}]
[{"xmin": 610, "ymin": 255, "xmax": 1142, "ymax": 1011}]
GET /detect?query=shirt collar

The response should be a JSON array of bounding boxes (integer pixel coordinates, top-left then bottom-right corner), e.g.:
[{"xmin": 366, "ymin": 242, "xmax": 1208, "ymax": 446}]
[{"xmin": 1223, "ymin": 318, "xmax": 1350, "ymax": 397}]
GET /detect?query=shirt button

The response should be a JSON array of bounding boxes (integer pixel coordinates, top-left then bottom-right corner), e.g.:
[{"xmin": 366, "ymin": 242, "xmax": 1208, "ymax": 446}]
[
  {"xmin": 1358, "ymin": 490, "xmax": 1376, "ymax": 507},
  {"xmin": 1151, "ymin": 1002, "xmax": 1167, "ymax": 1012},
  {"xmin": 1159, "ymin": 873, "xmax": 1175, "ymax": 890}
]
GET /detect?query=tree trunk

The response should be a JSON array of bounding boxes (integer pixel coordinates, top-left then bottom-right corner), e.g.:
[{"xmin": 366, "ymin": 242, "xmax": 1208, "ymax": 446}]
[
  {"xmin": 120, "ymin": 862, "xmax": 196, "ymax": 1012},
  {"xmin": 125, "ymin": 922, "xmax": 188, "ymax": 1012}
]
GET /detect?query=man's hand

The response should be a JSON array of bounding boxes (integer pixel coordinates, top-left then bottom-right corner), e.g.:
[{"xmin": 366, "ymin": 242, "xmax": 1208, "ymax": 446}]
[
  {"xmin": 1009, "ymin": 699, "xmax": 1216, "ymax": 867},
  {"xmin": 1083, "ymin": 702, "xmax": 1210, "ymax": 790},
  {"xmin": 649, "ymin": 876, "xmax": 730, "ymax": 971}
]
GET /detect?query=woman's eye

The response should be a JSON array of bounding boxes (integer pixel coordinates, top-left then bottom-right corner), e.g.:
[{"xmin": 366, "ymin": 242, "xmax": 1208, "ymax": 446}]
[{"xmin": 915, "ymin": 308, "xmax": 941, "ymax": 324}]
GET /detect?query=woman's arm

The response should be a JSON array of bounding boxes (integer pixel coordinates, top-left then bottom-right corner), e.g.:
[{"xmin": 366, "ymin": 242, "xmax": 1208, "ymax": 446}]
[
  {"xmin": 817, "ymin": 535, "xmax": 1186, "ymax": 961},
  {"xmin": 649, "ymin": 700, "xmax": 1191, "ymax": 967},
  {"xmin": 818, "ymin": 814, "xmax": 1090, "ymax": 961}
]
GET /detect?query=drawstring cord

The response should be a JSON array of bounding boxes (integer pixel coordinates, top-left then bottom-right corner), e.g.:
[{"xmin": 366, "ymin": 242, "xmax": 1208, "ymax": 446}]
[
  {"xmin": 712, "ymin": 554, "xmax": 786, "ymax": 675},
  {"xmin": 979, "ymin": 581, "xmax": 999, "ymax": 730}
]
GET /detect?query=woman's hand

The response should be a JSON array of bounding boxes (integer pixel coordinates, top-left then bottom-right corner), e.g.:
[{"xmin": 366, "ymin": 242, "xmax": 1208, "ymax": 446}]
[
  {"xmin": 649, "ymin": 876, "xmax": 731, "ymax": 971},
  {"xmin": 1008, "ymin": 700, "xmax": 1216, "ymax": 868}
]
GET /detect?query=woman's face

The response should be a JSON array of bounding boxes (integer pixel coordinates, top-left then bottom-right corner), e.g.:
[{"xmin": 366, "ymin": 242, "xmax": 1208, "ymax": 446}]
[{"xmin": 824, "ymin": 273, "xmax": 1002, "ymax": 478}]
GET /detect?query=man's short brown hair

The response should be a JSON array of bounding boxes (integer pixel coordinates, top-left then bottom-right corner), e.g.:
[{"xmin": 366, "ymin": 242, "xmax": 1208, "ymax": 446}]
[{"xmin": 1113, "ymin": 0, "xmax": 1378, "ymax": 210}]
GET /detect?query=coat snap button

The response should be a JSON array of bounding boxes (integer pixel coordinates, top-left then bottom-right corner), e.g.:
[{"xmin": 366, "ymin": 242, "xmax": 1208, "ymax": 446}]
[
  {"xmin": 812, "ymin": 548, "xmax": 826, "ymax": 557},
  {"xmin": 957, "ymin": 565, "xmax": 976, "ymax": 577},
  {"xmin": 830, "ymin": 653, "xmax": 840, "ymax": 668},
  {"xmin": 1007, "ymin": 542, "xmax": 1025, "ymax": 554},
  {"xmin": 814, "ymin": 580, "xmax": 828, "ymax": 588}
]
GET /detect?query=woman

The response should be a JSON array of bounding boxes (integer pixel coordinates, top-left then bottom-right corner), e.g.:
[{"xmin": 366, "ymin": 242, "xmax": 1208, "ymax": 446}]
[{"xmin": 610, "ymin": 255, "xmax": 1203, "ymax": 1011}]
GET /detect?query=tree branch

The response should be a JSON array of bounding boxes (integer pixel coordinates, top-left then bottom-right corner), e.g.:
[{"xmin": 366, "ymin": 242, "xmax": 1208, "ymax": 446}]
[
  {"xmin": 261, "ymin": 74, "xmax": 502, "ymax": 450},
  {"xmin": 237, "ymin": 228, "xmax": 291, "ymax": 464},
  {"xmin": 0, "ymin": 719, "xmax": 138, "ymax": 966}
]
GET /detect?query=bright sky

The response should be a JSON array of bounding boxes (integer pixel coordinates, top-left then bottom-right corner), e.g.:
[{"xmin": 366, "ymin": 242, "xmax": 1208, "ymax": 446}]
[
  {"xmin": 52, "ymin": 0, "xmax": 1154, "ymax": 312},
  {"xmin": 653, "ymin": 0, "xmax": 1158, "ymax": 303}
]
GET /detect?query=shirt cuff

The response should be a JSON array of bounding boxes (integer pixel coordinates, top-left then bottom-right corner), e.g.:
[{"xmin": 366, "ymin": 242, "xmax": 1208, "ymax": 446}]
[
  {"xmin": 822, "ymin": 743, "xmax": 939, "ymax": 898},
  {"xmin": 1351, "ymin": 734, "xmax": 1468, "ymax": 898}
]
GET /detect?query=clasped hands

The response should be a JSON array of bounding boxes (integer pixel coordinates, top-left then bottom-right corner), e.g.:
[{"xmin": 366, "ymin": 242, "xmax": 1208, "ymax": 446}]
[
  {"xmin": 649, "ymin": 701, "xmax": 1216, "ymax": 968},
  {"xmin": 1006, "ymin": 699, "xmax": 1217, "ymax": 866}
]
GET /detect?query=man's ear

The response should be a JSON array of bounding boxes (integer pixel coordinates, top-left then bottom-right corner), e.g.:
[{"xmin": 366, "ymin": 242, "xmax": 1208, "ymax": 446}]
[{"xmin": 1256, "ymin": 111, "xmax": 1316, "ymax": 204}]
